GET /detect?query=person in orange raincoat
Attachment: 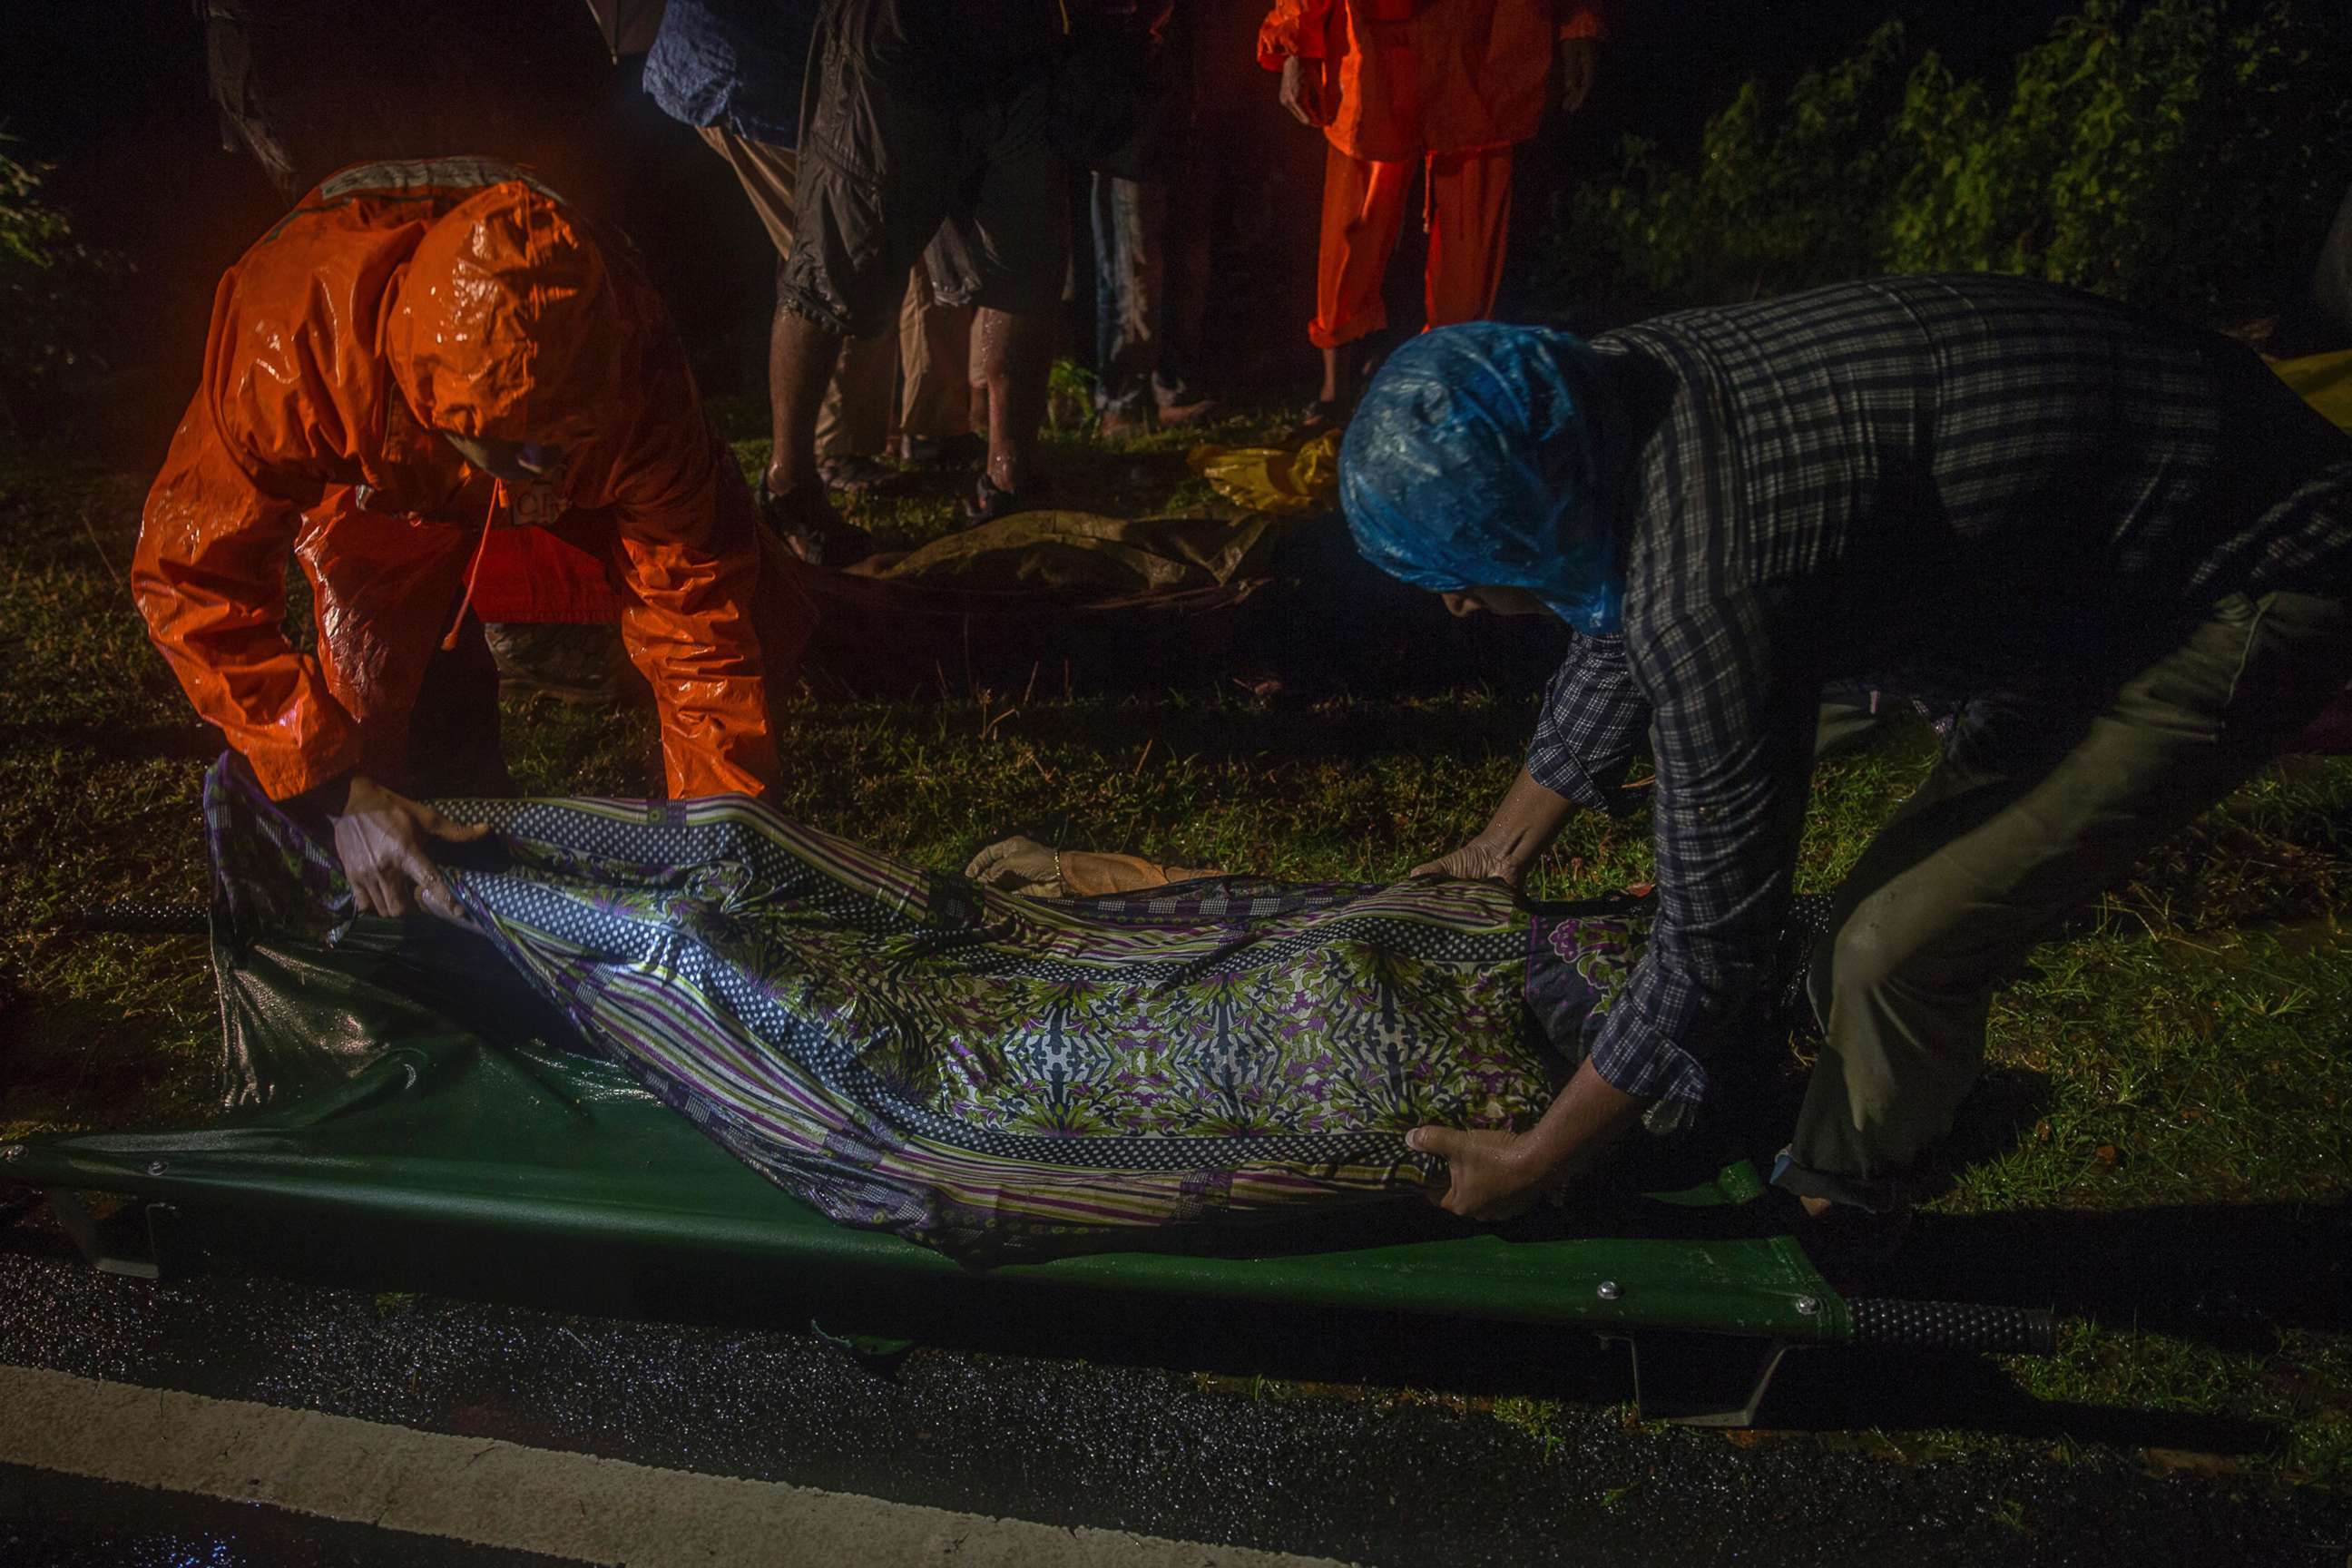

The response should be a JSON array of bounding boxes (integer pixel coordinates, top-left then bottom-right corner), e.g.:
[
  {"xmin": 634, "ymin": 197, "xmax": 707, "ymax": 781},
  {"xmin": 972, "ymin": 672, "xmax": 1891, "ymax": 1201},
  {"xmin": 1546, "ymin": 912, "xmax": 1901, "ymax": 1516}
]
[
  {"xmin": 134, "ymin": 157, "xmax": 808, "ymax": 923},
  {"xmin": 1258, "ymin": 0, "xmax": 1606, "ymax": 425}
]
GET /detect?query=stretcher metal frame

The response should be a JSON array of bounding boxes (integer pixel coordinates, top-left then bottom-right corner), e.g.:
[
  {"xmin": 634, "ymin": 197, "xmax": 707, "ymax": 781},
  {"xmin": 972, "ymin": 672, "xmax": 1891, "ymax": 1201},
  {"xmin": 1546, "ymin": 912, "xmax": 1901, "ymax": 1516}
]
[
  {"xmin": 5, "ymin": 906, "xmax": 2053, "ymax": 1427},
  {"xmin": 1, "ymin": 1105, "xmax": 2052, "ymax": 1427}
]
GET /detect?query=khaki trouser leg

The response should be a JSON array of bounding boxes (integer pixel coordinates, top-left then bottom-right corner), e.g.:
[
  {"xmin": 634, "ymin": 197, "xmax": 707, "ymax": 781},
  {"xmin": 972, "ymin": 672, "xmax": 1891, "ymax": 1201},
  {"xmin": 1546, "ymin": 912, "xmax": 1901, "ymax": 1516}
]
[
  {"xmin": 897, "ymin": 260, "xmax": 973, "ymax": 443},
  {"xmin": 819, "ymin": 321, "xmax": 898, "ymax": 461},
  {"xmin": 1783, "ymin": 591, "xmax": 2352, "ymax": 1207}
]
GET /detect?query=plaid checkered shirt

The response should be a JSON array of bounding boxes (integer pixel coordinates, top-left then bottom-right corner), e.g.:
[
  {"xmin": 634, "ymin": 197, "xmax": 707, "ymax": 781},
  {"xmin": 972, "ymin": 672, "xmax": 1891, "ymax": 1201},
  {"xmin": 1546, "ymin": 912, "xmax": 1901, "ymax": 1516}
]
[{"xmin": 1527, "ymin": 274, "xmax": 2352, "ymax": 1108}]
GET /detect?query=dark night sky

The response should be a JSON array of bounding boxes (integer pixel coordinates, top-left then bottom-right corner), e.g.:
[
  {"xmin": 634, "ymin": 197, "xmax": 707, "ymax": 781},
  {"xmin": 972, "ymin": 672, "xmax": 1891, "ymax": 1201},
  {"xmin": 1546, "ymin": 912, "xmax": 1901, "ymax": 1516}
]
[
  {"xmin": 0, "ymin": 0, "xmax": 2083, "ymax": 456},
  {"xmin": 3, "ymin": 2, "xmax": 2082, "ymax": 152}
]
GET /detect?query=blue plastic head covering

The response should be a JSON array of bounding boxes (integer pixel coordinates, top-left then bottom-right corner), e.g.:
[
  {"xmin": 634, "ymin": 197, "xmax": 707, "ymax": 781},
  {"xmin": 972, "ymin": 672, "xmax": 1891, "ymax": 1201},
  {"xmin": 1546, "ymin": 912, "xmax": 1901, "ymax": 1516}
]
[{"xmin": 1339, "ymin": 323, "xmax": 1624, "ymax": 633}]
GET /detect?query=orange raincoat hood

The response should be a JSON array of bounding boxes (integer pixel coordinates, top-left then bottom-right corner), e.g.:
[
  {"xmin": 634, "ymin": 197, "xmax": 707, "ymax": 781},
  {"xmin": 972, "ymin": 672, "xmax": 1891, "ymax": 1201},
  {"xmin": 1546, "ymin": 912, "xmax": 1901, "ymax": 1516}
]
[
  {"xmin": 385, "ymin": 185, "xmax": 625, "ymax": 446},
  {"xmin": 133, "ymin": 159, "xmax": 799, "ymax": 807}
]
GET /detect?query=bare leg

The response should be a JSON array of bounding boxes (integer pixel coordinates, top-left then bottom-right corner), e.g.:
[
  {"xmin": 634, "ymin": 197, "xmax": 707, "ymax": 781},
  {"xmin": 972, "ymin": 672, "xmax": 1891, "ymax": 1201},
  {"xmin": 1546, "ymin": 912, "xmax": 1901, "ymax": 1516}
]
[
  {"xmin": 767, "ymin": 299, "xmax": 846, "ymax": 501},
  {"xmin": 1316, "ymin": 342, "xmax": 1357, "ymax": 409},
  {"xmin": 761, "ymin": 299, "xmax": 883, "ymax": 564},
  {"xmin": 974, "ymin": 306, "xmax": 1053, "ymax": 495}
]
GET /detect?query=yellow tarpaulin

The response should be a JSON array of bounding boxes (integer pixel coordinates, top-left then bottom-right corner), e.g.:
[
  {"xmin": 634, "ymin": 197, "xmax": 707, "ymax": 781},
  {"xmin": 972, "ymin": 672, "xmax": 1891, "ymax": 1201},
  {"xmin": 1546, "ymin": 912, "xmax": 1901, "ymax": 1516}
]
[
  {"xmin": 1186, "ymin": 429, "xmax": 1343, "ymax": 515},
  {"xmin": 845, "ymin": 432, "xmax": 1344, "ymax": 596},
  {"xmin": 858, "ymin": 510, "xmax": 1302, "ymax": 594},
  {"xmin": 2274, "ymin": 349, "xmax": 2352, "ymax": 434},
  {"xmin": 857, "ymin": 361, "xmax": 2348, "ymax": 600}
]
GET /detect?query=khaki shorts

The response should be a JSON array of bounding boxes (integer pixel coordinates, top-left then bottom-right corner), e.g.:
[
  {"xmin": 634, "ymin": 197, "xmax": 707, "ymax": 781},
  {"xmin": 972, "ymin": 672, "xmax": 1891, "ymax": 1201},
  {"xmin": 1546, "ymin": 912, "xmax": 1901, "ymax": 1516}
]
[{"xmin": 697, "ymin": 124, "xmax": 800, "ymax": 260}]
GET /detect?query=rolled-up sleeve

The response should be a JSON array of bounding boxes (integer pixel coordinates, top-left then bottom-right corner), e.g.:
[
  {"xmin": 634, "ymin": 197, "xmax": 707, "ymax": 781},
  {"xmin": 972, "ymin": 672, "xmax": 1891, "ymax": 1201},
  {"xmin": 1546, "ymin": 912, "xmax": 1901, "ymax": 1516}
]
[
  {"xmin": 1559, "ymin": 1, "xmax": 1607, "ymax": 41},
  {"xmin": 1583, "ymin": 592, "xmax": 1815, "ymax": 1109},
  {"xmin": 1526, "ymin": 632, "xmax": 1651, "ymax": 813},
  {"xmin": 1258, "ymin": 0, "xmax": 1334, "ymax": 66}
]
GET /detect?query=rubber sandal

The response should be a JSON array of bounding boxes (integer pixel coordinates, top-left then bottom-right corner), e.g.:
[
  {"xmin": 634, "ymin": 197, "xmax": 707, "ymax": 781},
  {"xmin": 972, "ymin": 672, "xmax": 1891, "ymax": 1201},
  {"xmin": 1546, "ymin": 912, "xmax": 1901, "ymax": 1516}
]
[
  {"xmin": 760, "ymin": 483, "xmax": 878, "ymax": 568},
  {"xmin": 960, "ymin": 473, "xmax": 1049, "ymax": 528},
  {"xmin": 901, "ymin": 431, "xmax": 986, "ymax": 469},
  {"xmin": 818, "ymin": 456, "xmax": 896, "ymax": 496},
  {"xmin": 1289, "ymin": 397, "xmax": 1348, "ymax": 439}
]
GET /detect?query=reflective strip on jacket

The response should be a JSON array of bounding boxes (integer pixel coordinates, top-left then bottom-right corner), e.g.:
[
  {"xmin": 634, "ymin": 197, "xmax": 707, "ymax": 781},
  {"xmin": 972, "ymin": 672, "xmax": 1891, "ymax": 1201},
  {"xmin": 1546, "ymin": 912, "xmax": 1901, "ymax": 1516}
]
[
  {"xmin": 1257, "ymin": 0, "xmax": 1606, "ymax": 162},
  {"xmin": 132, "ymin": 157, "xmax": 787, "ymax": 803}
]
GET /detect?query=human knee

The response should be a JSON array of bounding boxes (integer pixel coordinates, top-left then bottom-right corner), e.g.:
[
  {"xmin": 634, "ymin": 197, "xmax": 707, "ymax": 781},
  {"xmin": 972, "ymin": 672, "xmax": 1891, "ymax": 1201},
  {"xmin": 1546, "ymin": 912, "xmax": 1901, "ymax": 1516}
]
[{"xmin": 1817, "ymin": 900, "xmax": 1934, "ymax": 1012}]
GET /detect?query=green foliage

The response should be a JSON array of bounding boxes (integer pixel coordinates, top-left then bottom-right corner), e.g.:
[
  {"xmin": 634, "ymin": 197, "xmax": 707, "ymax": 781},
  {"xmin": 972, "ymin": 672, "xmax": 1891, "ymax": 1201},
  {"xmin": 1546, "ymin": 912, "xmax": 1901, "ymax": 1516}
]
[
  {"xmin": 0, "ymin": 140, "xmax": 122, "ymax": 445},
  {"xmin": 1893, "ymin": 0, "xmax": 2351, "ymax": 318},
  {"xmin": 1565, "ymin": 21, "xmax": 1917, "ymax": 310},
  {"xmin": 1553, "ymin": 0, "xmax": 2352, "ymax": 327},
  {"xmin": 1047, "ymin": 357, "xmax": 1100, "ymax": 433}
]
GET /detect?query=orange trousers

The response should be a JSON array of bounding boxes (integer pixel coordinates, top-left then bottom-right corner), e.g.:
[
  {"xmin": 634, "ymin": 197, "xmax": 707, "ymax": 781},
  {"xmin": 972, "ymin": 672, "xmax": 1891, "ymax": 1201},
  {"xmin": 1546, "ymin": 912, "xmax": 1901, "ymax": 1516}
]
[{"xmin": 1311, "ymin": 141, "xmax": 1514, "ymax": 352}]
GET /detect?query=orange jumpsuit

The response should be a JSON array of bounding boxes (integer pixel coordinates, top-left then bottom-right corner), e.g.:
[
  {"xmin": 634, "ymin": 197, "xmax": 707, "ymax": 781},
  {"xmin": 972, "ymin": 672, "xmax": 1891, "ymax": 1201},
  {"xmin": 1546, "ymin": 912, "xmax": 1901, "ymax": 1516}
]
[
  {"xmin": 1258, "ymin": 0, "xmax": 1605, "ymax": 350},
  {"xmin": 134, "ymin": 158, "xmax": 808, "ymax": 804}
]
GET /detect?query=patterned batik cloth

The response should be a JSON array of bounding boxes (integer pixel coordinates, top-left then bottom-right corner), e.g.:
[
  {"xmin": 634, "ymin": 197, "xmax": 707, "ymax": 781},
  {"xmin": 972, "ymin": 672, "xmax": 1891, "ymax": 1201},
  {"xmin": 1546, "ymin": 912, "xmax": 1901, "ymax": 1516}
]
[{"xmin": 204, "ymin": 757, "xmax": 1639, "ymax": 1262}]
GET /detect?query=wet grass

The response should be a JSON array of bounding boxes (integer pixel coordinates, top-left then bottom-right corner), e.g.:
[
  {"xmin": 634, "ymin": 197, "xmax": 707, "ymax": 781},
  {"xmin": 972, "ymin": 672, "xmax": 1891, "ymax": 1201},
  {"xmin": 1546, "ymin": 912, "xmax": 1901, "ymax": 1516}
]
[{"xmin": 1, "ymin": 412, "xmax": 2348, "ymax": 1488}]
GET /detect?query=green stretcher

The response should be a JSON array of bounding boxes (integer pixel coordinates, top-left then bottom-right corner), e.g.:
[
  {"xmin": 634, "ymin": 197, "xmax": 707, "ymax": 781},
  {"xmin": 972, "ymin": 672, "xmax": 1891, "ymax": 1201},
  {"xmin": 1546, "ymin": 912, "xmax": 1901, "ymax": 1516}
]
[{"xmin": 3, "ymin": 908, "xmax": 2053, "ymax": 1426}]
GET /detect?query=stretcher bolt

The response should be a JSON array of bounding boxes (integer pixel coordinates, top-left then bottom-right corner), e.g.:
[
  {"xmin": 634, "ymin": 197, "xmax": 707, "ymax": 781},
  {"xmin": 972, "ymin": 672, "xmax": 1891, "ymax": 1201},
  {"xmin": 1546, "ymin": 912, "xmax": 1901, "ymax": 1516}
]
[
  {"xmin": 1795, "ymin": 1296, "xmax": 1820, "ymax": 1316},
  {"xmin": 1595, "ymin": 1280, "xmax": 1622, "ymax": 1301},
  {"xmin": 146, "ymin": 1161, "xmax": 167, "ymax": 1176}
]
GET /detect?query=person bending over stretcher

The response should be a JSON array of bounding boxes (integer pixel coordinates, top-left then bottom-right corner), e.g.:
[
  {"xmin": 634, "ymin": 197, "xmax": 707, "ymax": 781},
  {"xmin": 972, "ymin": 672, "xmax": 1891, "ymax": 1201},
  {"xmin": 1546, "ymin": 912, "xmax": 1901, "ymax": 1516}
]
[
  {"xmin": 135, "ymin": 159, "xmax": 809, "ymax": 924},
  {"xmin": 1341, "ymin": 276, "xmax": 2352, "ymax": 1225}
]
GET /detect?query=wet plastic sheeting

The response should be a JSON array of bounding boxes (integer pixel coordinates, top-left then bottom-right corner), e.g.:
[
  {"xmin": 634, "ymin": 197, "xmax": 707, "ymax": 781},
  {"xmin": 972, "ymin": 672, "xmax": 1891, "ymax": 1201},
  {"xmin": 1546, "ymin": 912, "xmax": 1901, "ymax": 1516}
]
[
  {"xmin": 2274, "ymin": 348, "xmax": 2352, "ymax": 436},
  {"xmin": 12, "ymin": 916, "xmax": 1843, "ymax": 1343},
  {"xmin": 213, "ymin": 911, "xmax": 579, "ymax": 1110}
]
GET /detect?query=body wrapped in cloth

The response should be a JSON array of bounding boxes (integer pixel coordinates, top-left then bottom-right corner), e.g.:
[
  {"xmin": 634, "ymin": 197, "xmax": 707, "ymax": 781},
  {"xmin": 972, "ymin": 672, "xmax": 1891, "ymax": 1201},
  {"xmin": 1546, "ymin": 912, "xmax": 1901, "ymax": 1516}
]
[{"xmin": 207, "ymin": 757, "xmax": 1642, "ymax": 1262}]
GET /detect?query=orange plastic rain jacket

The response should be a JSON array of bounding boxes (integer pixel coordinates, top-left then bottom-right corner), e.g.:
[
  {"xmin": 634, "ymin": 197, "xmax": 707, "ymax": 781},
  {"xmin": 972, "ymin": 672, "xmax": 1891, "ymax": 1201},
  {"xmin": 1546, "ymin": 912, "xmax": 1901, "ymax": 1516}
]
[
  {"xmin": 1257, "ymin": 0, "xmax": 1607, "ymax": 162},
  {"xmin": 134, "ymin": 159, "xmax": 799, "ymax": 804}
]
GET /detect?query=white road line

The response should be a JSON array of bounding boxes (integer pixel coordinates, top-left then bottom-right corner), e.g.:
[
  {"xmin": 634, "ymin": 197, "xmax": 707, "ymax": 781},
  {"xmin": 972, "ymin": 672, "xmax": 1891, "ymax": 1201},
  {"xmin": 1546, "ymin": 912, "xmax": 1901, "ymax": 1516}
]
[{"xmin": 0, "ymin": 1363, "xmax": 1356, "ymax": 1568}]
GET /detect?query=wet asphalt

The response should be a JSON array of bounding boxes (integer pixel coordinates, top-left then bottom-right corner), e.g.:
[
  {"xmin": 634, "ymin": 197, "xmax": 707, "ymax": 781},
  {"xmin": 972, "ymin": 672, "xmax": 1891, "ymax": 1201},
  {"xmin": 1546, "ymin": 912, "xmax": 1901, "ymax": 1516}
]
[
  {"xmin": 1, "ymin": 1202, "xmax": 2347, "ymax": 1567},
  {"xmin": 0, "ymin": 1462, "xmax": 576, "ymax": 1568}
]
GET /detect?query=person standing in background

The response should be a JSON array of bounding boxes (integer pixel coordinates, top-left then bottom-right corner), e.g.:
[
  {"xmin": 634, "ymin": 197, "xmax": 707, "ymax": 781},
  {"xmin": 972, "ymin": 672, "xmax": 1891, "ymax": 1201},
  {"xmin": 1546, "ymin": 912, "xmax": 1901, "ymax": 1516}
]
[
  {"xmin": 767, "ymin": 0, "xmax": 1070, "ymax": 530},
  {"xmin": 1259, "ymin": 0, "xmax": 1605, "ymax": 430},
  {"xmin": 643, "ymin": 0, "xmax": 979, "ymax": 562},
  {"xmin": 1081, "ymin": 2, "xmax": 1220, "ymax": 436}
]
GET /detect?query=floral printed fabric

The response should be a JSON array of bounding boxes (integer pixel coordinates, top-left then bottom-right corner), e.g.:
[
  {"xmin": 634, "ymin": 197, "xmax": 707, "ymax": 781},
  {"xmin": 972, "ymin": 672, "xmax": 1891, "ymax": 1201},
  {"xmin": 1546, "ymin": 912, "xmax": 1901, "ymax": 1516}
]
[{"xmin": 205, "ymin": 756, "xmax": 1641, "ymax": 1261}]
